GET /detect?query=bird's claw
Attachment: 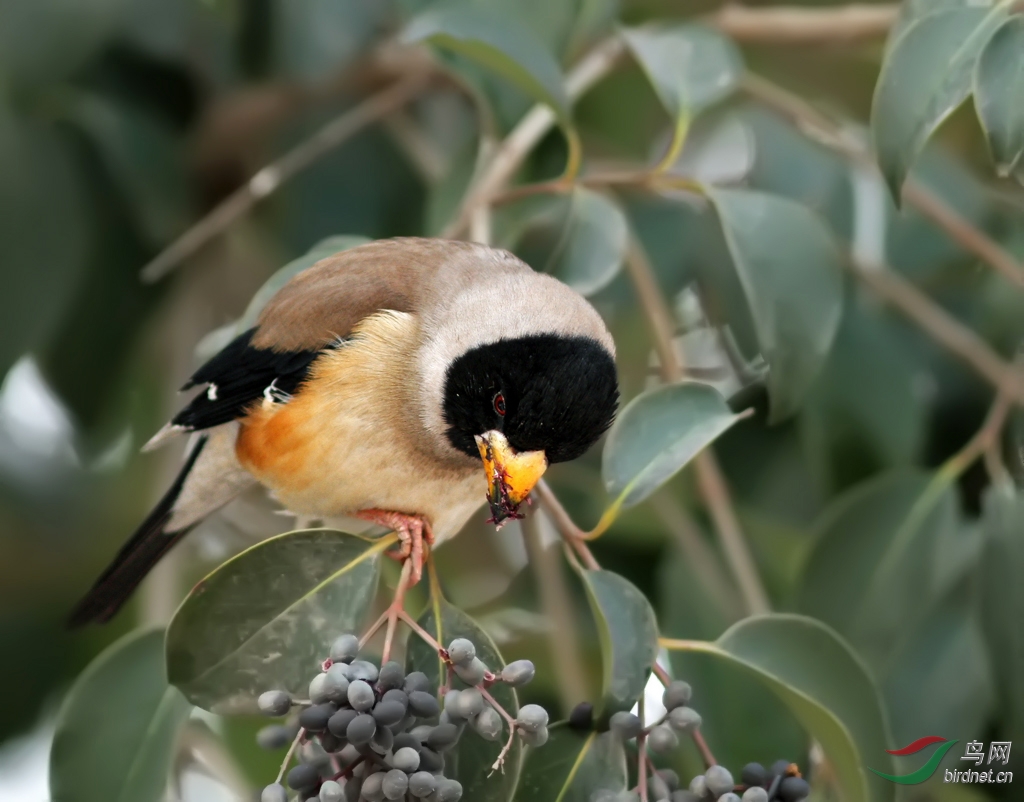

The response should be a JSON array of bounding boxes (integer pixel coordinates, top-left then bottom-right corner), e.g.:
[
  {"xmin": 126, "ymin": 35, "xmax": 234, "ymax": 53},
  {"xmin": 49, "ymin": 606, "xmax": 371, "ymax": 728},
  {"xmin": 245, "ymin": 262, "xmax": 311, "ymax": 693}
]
[{"xmin": 355, "ymin": 509, "xmax": 433, "ymax": 585}]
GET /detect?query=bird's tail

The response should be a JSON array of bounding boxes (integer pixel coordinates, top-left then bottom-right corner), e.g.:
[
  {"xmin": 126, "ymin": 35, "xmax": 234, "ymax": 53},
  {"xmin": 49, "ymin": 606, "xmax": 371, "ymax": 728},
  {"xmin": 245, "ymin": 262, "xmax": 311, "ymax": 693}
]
[{"xmin": 68, "ymin": 436, "xmax": 209, "ymax": 627}]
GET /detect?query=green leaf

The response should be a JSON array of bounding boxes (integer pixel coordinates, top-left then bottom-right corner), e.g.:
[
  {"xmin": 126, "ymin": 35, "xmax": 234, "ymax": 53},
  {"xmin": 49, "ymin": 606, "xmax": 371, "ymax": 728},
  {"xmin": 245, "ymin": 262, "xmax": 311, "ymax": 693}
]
[
  {"xmin": 238, "ymin": 235, "xmax": 370, "ymax": 330},
  {"xmin": 50, "ymin": 628, "xmax": 192, "ymax": 802},
  {"xmin": 579, "ymin": 569, "xmax": 659, "ymax": 717},
  {"xmin": 602, "ymin": 383, "xmax": 744, "ymax": 508},
  {"xmin": 407, "ymin": 595, "xmax": 521, "ymax": 799},
  {"xmin": 550, "ymin": 189, "xmax": 628, "ymax": 296},
  {"xmin": 166, "ymin": 529, "xmax": 390, "ymax": 713},
  {"xmin": 621, "ymin": 24, "xmax": 744, "ymax": 121},
  {"xmin": 871, "ymin": 6, "xmax": 1010, "ymax": 202},
  {"xmin": 665, "ymin": 615, "xmax": 895, "ymax": 802},
  {"xmin": 0, "ymin": 105, "xmax": 90, "ymax": 379},
  {"xmin": 974, "ymin": 15, "xmax": 1024, "ymax": 177},
  {"xmin": 979, "ymin": 486, "xmax": 1024, "ymax": 740},
  {"xmin": 403, "ymin": 5, "xmax": 570, "ymax": 123},
  {"xmin": 512, "ymin": 726, "xmax": 627, "ymax": 801},
  {"xmin": 705, "ymin": 187, "xmax": 844, "ymax": 422},
  {"xmin": 798, "ymin": 471, "xmax": 959, "ymax": 669}
]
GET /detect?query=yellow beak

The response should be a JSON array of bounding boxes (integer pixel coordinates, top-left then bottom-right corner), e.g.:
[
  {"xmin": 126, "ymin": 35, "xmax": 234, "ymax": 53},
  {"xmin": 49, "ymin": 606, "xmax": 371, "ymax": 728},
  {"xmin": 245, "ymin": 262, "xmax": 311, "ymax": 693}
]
[{"xmin": 475, "ymin": 430, "xmax": 547, "ymax": 527}]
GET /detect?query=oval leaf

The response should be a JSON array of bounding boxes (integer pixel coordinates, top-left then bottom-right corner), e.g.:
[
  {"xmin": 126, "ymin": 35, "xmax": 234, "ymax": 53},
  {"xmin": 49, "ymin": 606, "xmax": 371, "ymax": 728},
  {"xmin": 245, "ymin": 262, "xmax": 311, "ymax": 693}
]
[
  {"xmin": 407, "ymin": 595, "xmax": 521, "ymax": 799},
  {"xmin": 512, "ymin": 727, "xmax": 627, "ymax": 802},
  {"xmin": 166, "ymin": 529, "xmax": 391, "ymax": 713},
  {"xmin": 974, "ymin": 15, "xmax": 1024, "ymax": 177},
  {"xmin": 621, "ymin": 24, "xmax": 743, "ymax": 121},
  {"xmin": 603, "ymin": 382, "xmax": 743, "ymax": 508},
  {"xmin": 706, "ymin": 187, "xmax": 843, "ymax": 422},
  {"xmin": 580, "ymin": 569, "xmax": 659, "ymax": 717},
  {"xmin": 50, "ymin": 628, "xmax": 192, "ymax": 802},
  {"xmin": 239, "ymin": 235, "xmax": 370, "ymax": 330},
  {"xmin": 403, "ymin": 6, "xmax": 570, "ymax": 122},
  {"xmin": 552, "ymin": 189, "xmax": 628, "ymax": 296},
  {"xmin": 871, "ymin": 6, "xmax": 1009, "ymax": 202},
  {"xmin": 665, "ymin": 615, "xmax": 895, "ymax": 802}
]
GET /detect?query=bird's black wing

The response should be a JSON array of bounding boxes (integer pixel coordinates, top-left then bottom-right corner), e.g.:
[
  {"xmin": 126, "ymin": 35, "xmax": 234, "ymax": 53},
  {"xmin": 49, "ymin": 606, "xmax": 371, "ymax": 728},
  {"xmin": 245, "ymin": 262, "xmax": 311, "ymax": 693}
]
[{"xmin": 170, "ymin": 327, "xmax": 328, "ymax": 432}]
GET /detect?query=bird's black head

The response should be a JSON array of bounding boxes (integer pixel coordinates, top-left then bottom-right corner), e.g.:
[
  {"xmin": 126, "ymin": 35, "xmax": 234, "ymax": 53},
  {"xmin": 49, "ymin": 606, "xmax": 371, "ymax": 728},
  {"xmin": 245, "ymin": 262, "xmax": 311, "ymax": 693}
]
[{"xmin": 442, "ymin": 334, "xmax": 619, "ymax": 463}]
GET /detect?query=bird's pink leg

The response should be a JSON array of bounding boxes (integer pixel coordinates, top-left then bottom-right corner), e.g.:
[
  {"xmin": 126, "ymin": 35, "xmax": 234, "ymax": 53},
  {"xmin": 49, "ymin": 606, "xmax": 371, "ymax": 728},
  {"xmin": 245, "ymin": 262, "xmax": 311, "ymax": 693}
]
[{"xmin": 354, "ymin": 509, "xmax": 434, "ymax": 585}]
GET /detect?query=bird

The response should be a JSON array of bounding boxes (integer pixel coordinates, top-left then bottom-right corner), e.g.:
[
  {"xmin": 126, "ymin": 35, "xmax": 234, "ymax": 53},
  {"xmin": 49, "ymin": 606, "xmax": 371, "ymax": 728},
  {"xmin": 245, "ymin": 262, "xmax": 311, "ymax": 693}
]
[{"xmin": 69, "ymin": 237, "xmax": 619, "ymax": 627}]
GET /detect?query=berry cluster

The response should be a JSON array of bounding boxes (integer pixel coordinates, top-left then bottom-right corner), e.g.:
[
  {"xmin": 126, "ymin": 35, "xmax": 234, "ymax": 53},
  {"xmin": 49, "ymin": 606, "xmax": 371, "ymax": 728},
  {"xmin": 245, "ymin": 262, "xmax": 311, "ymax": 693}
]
[
  {"xmin": 256, "ymin": 633, "xmax": 545, "ymax": 802},
  {"xmin": 593, "ymin": 681, "xmax": 809, "ymax": 802}
]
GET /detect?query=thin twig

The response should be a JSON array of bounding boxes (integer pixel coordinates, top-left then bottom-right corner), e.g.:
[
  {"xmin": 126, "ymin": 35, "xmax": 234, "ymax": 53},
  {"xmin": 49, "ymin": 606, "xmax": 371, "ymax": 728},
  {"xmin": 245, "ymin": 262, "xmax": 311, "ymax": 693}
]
[
  {"xmin": 522, "ymin": 513, "xmax": 589, "ymax": 709},
  {"xmin": 692, "ymin": 730, "xmax": 718, "ymax": 769},
  {"xmin": 398, "ymin": 610, "xmax": 444, "ymax": 652},
  {"xmin": 382, "ymin": 559, "xmax": 414, "ymax": 664},
  {"xmin": 479, "ymin": 686, "xmax": 519, "ymax": 774},
  {"xmin": 709, "ymin": 3, "xmax": 899, "ymax": 44},
  {"xmin": 626, "ymin": 240, "xmax": 771, "ymax": 615},
  {"xmin": 849, "ymin": 258, "xmax": 1024, "ymax": 405},
  {"xmin": 534, "ymin": 481, "xmax": 601, "ymax": 570},
  {"xmin": 141, "ymin": 73, "xmax": 431, "ymax": 282},
  {"xmin": 637, "ymin": 696, "xmax": 649, "ymax": 802},
  {"xmin": 442, "ymin": 36, "xmax": 625, "ymax": 238},
  {"xmin": 275, "ymin": 727, "xmax": 304, "ymax": 784},
  {"xmin": 742, "ymin": 74, "xmax": 1024, "ymax": 289}
]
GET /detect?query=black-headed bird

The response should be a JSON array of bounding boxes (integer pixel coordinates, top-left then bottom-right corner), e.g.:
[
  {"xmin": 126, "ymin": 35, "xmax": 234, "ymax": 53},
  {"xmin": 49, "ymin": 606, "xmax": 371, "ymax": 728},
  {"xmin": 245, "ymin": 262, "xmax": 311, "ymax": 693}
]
[{"xmin": 69, "ymin": 238, "xmax": 619, "ymax": 626}]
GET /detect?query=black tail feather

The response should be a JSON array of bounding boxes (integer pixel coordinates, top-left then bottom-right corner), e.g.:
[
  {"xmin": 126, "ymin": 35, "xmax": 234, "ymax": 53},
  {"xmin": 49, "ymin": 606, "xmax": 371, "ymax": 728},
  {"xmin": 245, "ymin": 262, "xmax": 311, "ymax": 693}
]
[{"xmin": 68, "ymin": 436, "xmax": 209, "ymax": 628}]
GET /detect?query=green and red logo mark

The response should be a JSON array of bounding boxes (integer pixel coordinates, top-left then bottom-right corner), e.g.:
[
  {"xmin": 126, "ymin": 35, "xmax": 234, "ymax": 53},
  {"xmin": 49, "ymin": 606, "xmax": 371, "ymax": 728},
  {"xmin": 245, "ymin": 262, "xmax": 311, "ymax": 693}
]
[{"xmin": 870, "ymin": 736, "xmax": 959, "ymax": 784}]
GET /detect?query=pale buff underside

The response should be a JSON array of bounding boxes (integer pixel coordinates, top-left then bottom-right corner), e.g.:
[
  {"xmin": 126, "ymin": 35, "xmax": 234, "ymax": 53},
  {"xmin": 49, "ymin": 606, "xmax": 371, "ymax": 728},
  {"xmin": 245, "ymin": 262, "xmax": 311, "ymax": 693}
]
[{"xmin": 234, "ymin": 310, "xmax": 486, "ymax": 543}]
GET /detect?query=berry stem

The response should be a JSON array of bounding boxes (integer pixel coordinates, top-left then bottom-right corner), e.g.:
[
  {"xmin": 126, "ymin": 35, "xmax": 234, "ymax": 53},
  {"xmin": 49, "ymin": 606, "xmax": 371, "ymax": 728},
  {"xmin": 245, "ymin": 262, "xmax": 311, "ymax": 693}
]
[
  {"xmin": 359, "ymin": 609, "xmax": 390, "ymax": 650},
  {"xmin": 651, "ymin": 662, "xmax": 718, "ymax": 768},
  {"xmin": 274, "ymin": 727, "xmax": 304, "ymax": 784},
  {"xmin": 381, "ymin": 558, "xmax": 414, "ymax": 664},
  {"xmin": 637, "ymin": 697, "xmax": 649, "ymax": 802},
  {"xmin": 398, "ymin": 609, "xmax": 444, "ymax": 652},
  {"xmin": 478, "ymin": 686, "xmax": 519, "ymax": 774}
]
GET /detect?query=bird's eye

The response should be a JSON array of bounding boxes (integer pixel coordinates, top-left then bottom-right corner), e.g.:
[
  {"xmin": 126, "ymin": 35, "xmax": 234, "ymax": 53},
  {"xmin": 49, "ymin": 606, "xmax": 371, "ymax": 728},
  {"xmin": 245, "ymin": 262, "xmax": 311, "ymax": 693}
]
[{"xmin": 493, "ymin": 392, "xmax": 506, "ymax": 417}]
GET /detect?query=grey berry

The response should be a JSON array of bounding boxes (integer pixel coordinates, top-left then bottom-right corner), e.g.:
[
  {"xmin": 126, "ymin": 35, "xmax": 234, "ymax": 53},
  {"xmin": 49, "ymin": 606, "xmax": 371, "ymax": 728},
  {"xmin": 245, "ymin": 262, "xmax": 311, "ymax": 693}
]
[
  {"xmin": 346, "ymin": 712, "xmax": 377, "ymax": 744},
  {"xmin": 650, "ymin": 773, "xmax": 671, "ymax": 801},
  {"xmin": 348, "ymin": 679, "xmax": 376, "ymax": 712},
  {"xmin": 348, "ymin": 660, "xmax": 379, "ymax": 682},
  {"xmin": 373, "ymin": 700, "xmax": 406, "ymax": 726},
  {"xmin": 309, "ymin": 672, "xmax": 330, "ymax": 704},
  {"xmin": 447, "ymin": 638, "xmax": 476, "ymax": 665},
  {"xmin": 519, "ymin": 725, "xmax": 549, "ymax": 747},
  {"xmin": 298, "ymin": 703, "xmax": 335, "ymax": 732},
  {"xmin": 328, "ymin": 707, "xmax": 357, "ymax": 737},
  {"xmin": 392, "ymin": 745, "xmax": 420, "ymax": 772},
  {"xmin": 361, "ymin": 771, "xmax": 384, "ymax": 802},
  {"xmin": 741, "ymin": 763, "xmax": 767, "ymax": 788},
  {"xmin": 443, "ymin": 690, "xmax": 464, "ymax": 720},
  {"xmin": 382, "ymin": 688, "xmax": 409, "ymax": 708},
  {"xmin": 404, "ymin": 671, "xmax": 432, "ymax": 694},
  {"xmin": 689, "ymin": 775, "xmax": 708, "ymax": 797},
  {"xmin": 319, "ymin": 780, "xmax": 343, "ymax": 802},
  {"xmin": 658, "ymin": 770, "xmax": 680, "ymax": 791},
  {"xmin": 408, "ymin": 771, "xmax": 437, "ymax": 797},
  {"xmin": 668, "ymin": 706, "xmax": 702, "ymax": 733},
  {"xmin": 500, "ymin": 660, "xmax": 536, "ymax": 687},
  {"xmin": 344, "ymin": 776, "xmax": 362, "ymax": 802},
  {"xmin": 323, "ymin": 664, "xmax": 351, "ymax": 703},
  {"xmin": 319, "ymin": 731, "xmax": 343, "ymax": 752},
  {"xmin": 261, "ymin": 783, "xmax": 288, "ymax": 802},
  {"xmin": 609, "ymin": 711, "xmax": 643, "ymax": 740},
  {"xmin": 256, "ymin": 724, "xmax": 291, "ymax": 750},
  {"xmin": 382, "ymin": 769, "xmax": 409, "ymax": 800},
  {"xmin": 329, "ymin": 634, "xmax": 360, "ymax": 663},
  {"xmin": 300, "ymin": 739, "xmax": 330, "ymax": 766},
  {"xmin": 417, "ymin": 745, "xmax": 444, "ymax": 772},
  {"xmin": 378, "ymin": 661, "xmax": 405, "ymax": 691},
  {"xmin": 426, "ymin": 722, "xmax": 460, "ymax": 751},
  {"xmin": 670, "ymin": 793, "xmax": 699, "ymax": 802},
  {"xmin": 719, "ymin": 796, "xmax": 741, "ymax": 802},
  {"xmin": 407, "ymin": 690, "xmax": 440, "ymax": 717},
  {"xmin": 396, "ymin": 731, "xmax": 422, "ymax": 750},
  {"xmin": 741, "ymin": 789, "xmax": 768, "ymax": 802},
  {"xmin": 436, "ymin": 779, "xmax": 464, "ymax": 802},
  {"xmin": 473, "ymin": 706, "xmax": 503, "ymax": 741},
  {"xmin": 705, "ymin": 765, "xmax": 734, "ymax": 797},
  {"xmin": 454, "ymin": 657, "xmax": 487, "ymax": 685},
  {"xmin": 258, "ymin": 690, "xmax": 292, "ymax": 717},
  {"xmin": 453, "ymin": 688, "xmax": 484, "ymax": 719},
  {"xmin": 661, "ymin": 681, "xmax": 692, "ymax": 711},
  {"xmin": 778, "ymin": 777, "xmax": 810, "ymax": 802},
  {"xmin": 338, "ymin": 744, "xmax": 360, "ymax": 765},
  {"xmin": 371, "ymin": 724, "xmax": 393, "ymax": 753},
  {"xmin": 516, "ymin": 704, "xmax": 549, "ymax": 733},
  {"xmin": 286, "ymin": 763, "xmax": 320, "ymax": 790},
  {"xmin": 647, "ymin": 724, "xmax": 678, "ymax": 754},
  {"xmin": 770, "ymin": 760, "xmax": 792, "ymax": 778}
]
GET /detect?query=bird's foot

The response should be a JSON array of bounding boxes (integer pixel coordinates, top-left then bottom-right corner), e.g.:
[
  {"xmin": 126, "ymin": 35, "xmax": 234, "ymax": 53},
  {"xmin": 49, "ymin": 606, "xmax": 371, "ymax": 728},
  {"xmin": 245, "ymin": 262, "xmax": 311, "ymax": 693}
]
[{"xmin": 355, "ymin": 509, "xmax": 434, "ymax": 585}]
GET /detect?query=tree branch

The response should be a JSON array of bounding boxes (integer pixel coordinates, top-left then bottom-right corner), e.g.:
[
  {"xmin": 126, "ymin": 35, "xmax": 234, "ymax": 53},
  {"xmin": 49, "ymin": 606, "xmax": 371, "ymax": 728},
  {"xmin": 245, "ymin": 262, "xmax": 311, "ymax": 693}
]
[
  {"xmin": 141, "ymin": 73, "xmax": 432, "ymax": 282},
  {"xmin": 849, "ymin": 258, "xmax": 1024, "ymax": 405},
  {"xmin": 625, "ymin": 241, "xmax": 771, "ymax": 616},
  {"xmin": 742, "ymin": 74, "xmax": 1024, "ymax": 289},
  {"xmin": 441, "ymin": 36, "xmax": 625, "ymax": 238},
  {"xmin": 709, "ymin": 3, "xmax": 899, "ymax": 44}
]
